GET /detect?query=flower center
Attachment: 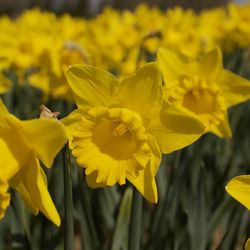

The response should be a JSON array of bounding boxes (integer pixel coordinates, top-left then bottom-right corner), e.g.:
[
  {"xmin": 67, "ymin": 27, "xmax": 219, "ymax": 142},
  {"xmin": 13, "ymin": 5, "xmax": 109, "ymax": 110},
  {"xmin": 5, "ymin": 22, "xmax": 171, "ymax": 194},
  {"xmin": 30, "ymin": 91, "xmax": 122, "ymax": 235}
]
[
  {"xmin": 112, "ymin": 123, "xmax": 129, "ymax": 137},
  {"xmin": 71, "ymin": 107, "xmax": 151, "ymax": 186},
  {"xmin": 168, "ymin": 76, "xmax": 227, "ymax": 125}
]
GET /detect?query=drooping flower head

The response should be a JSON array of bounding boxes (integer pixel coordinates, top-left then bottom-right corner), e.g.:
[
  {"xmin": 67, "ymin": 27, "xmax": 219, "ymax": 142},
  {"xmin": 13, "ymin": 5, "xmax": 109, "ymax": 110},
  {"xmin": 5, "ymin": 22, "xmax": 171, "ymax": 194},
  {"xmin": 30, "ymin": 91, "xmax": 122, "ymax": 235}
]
[
  {"xmin": 62, "ymin": 63, "xmax": 204, "ymax": 202},
  {"xmin": 157, "ymin": 47, "xmax": 250, "ymax": 138},
  {"xmin": 0, "ymin": 99, "xmax": 67, "ymax": 226}
]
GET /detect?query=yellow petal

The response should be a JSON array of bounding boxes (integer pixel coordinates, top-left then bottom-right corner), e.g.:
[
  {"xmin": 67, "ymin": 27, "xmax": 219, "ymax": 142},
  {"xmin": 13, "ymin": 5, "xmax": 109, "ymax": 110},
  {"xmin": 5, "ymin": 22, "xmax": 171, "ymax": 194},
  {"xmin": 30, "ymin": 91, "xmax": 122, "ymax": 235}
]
[
  {"xmin": 10, "ymin": 175, "xmax": 39, "ymax": 215},
  {"xmin": 0, "ymin": 73, "xmax": 11, "ymax": 94},
  {"xmin": 225, "ymin": 175, "xmax": 250, "ymax": 210},
  {"xmin": 66, "ymin": 64, "xmax": 118, "ymax": 110},
  {"xmin": 16, "ymin": 154, "xmax": 61, "ymax": 226},
  {"xmin": 157, "ymin": 47, "xmax": 194, "ymax": 86},
  {"xmin": 0, "ymin": 117, "xmax": 31, "ymax": 180},
  {"xmin": 0, "ymin": 99, "xmax": 9, "ymax": 115},
  {"xmin": 219, "ymin": 69, "xmax": 250, "ymax": 107},
  {"xmin": 0, "ymin": 181, "xmax": 10, "ymax": 220},
  {"xmin": 21, "ymin": 119, "xmax": 67, "ymax": 168},
  {"xmin": 86, "ymin": 171, "xmax": 106, "ymax": 188},
  {"xmin": 209, "ymin": 114, "xmax": 232, "ymax": 138},
  {"xmin": 198, "ymin": 48, "xmax": 222, "ymax": 80},
  {"xmin": 245, "ymin": 238, "xmax": 250, "ymax": 250},
  {"xmin": 113, "ymin": 62, "xmax": 162, "ymax": 119},
  {"xmin": 60, "ymin": 109, "xmax": 83, "ymax": 143},
  {"xmin": 126, "ymin": 136, "xmax": 161, "ymax": 203},
  {"xmin": 147, "ymin": 101, "xmax": 205, "ymax": 154}
]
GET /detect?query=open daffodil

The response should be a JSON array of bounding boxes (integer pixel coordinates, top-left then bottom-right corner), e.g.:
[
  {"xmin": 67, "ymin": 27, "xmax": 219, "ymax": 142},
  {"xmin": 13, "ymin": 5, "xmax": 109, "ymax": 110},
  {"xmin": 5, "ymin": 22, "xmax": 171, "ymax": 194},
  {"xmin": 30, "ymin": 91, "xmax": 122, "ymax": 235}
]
[
  {"xmin": 0, "ymin": 100, "xmax": 67, "ymax": 226},
  {"xmin": 157, "ymin": 47, "xmax": 250, "ymax": 138},
  {"xmin": 62, "ymin": 62, "xmax": 204, "ymax": 203}
]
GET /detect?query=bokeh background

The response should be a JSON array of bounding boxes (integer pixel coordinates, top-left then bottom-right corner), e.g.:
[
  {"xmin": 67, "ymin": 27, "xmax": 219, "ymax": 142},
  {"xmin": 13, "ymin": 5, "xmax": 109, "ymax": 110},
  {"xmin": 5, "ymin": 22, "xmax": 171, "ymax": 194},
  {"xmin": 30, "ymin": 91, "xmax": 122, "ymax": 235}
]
[{"xmin": 0, "ymin": 0, "xmax": 235, "ymax": 17}]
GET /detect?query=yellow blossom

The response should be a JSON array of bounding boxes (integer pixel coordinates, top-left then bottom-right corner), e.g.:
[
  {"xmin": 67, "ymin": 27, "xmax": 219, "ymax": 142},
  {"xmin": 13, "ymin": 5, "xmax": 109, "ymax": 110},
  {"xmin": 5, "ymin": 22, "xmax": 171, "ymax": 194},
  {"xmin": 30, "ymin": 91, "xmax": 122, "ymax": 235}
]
[
  {"xmin": 226, "ymin": 175, "xmax": 250, "ymax": 250},
  {"xmin": 157, "ymin": 47, "xmax": 250, "ymax": 138},
  {"xmin": 62, "ymin": 63, "xmax": 204, "ymax": 203},
  {"xmin": 0, "ymin": 99, "xmax": 67, "ymax": 225},
  {"xmin": 246, "ymin": 238, "xmax": 250, "ymax": 250},
  {"xmin": 226, "ymin": 175, "xmax": 250, "ymax": 210},
  {"xmin": 0, "ymin": 180, "xmax": 10, "ymax": 219},
  {"xmin": 0, "ymin": 72, "xmax": 11, "ymax": 94}
]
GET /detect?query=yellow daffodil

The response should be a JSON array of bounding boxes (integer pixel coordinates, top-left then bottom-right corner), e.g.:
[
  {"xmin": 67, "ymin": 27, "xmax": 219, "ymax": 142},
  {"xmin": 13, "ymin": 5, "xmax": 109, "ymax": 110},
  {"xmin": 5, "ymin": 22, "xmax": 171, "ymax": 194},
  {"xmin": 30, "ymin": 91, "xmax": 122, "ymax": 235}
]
[
  {"xmin": 0, "ymin": 72, "xmax": 11, "ymax": 94},
  {"xmin": 62, "ymin": 63, "xmax": 204, "ymax": 203},
  {"xmin": 157, "ymin": 47, "xmax": 250, "ymax": 138},
  {"xmin": 0, "ymin": 180, "xmax": 10, "ymax": 219},
  {"xmin": 226, "ymin": 175, "xmax": 250, "ymax": 210},
  {"xmin": 0, "ymin": 100, "xmax": 67, "ymax": 226},
  {"xmin": 245, "ymin": 238, "xmax": 250, "ymax": 250},
  {"xmin": 226, "ymin": 175, "xmax": 250, "ymax": 250}
]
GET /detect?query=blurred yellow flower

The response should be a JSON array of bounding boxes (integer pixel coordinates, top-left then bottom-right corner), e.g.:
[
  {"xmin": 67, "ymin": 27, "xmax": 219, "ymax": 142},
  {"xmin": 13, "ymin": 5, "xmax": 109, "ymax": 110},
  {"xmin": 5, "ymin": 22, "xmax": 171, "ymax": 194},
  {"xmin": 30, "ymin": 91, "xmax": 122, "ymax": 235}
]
[
  {"xmin": 226, "ymin": 175, "xmax": 250, "ymax": 250},
  {"xmin": 0, "ymin": 100, "xmax": 67, "ymax": 225},
  {"xmin": 157, "ymin": 47, "xmax": 250, "ymax": 138},
  {"xmin": 226, "ymin": 175, "xmax": 250, "ymax": 210},
  {"xmin": 245, "ymin": 238, "xmax": 250, "ymax": 250},
  {"xmin": 0, "ymin": 72, "xmax": 11, "ymax": 94},
  {"xmin": 62, "ymin": 63, "xmax": 204, "ymax": 203},
  {"xmin": 0, "ymin": 180, "xmax": 10, "ymax": 219}
]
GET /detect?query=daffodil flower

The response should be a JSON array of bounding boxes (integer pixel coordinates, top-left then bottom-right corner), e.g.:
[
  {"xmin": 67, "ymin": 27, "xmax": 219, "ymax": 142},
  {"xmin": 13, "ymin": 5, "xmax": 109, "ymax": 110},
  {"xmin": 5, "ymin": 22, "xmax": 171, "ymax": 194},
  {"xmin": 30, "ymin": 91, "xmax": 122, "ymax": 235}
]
[
  {"xmin": 226, "ymin": 175, "xmax": 250, "ymax": 210},
  {"xmin": 226, "ymin": 175, "xmax": 250, "ymax": 250},
  {"xmin": 157, "ymin": 47, "xmax": 250, "ymax": 138},
  {"xmin": 245, "ymin": 238, "xmax": 250, "ymax": 250},
  {"xmin": 62, "ymin": 63, "xmax": 204, "ymax": 203},
  {"xmin": 0, "ymin": 100, "xmax": 67, "ymax": 226},
  {"xmin": 0, "ymin": 180, "xmax": 10, "ymax": 219}
]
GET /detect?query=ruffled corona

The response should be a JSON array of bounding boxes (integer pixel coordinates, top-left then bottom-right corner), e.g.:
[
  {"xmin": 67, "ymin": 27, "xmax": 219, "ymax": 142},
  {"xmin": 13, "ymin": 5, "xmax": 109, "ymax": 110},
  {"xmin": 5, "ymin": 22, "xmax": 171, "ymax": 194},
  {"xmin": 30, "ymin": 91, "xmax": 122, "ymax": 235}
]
[
  {"xmin": 71, "ymin": 107, "xmax": 152, "ymax": 186},
  {"xmin": 167, "ymin": 76, "xmax": 227, "ymax": 127},
  {"xmin": 0, "ymin": 180, "xmax": 10, "ymax": 219}
]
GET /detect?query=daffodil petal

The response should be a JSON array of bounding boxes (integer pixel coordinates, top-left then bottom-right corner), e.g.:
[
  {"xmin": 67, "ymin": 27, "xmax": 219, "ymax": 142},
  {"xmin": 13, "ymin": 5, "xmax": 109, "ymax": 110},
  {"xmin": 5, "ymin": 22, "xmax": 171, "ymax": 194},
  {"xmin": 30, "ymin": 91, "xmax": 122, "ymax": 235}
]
[
  {"xmin": 66, "ymin": 64, "xmax": 118, "ymax": 110},
  {"xmin": 21, "ymin": 119, "xmax": 67, "ymax": 168},
  {"xmin": 0, "ymin": 99, "xmax": 9, "ymax": 115},
  {"xmin": 198, "ymin": 48, "xmax": 222, "ymax": 80},
  {"xmin": 209, "ymin": 114, "xmax": 232, "ymax": 138},
  {"xmin": 226, "ymin": 175, "xmax": 250, "ymax": 210},
  {"xmin": 147, "ymin": 102, "xmax": 204, "ymax": 154},
  {"xmin": 157, "ymin": 47, "xmax": 193, "ymax": 85},
  {"xmin": 245, "ymin": 238, "xmax": 250, "ymax": 250},
  {"xmin": 0, "ymin": 181, "xmax": 10, "ymax": 220},
  {"xmin": 86, "ymin": 171, "xmax": 106, "ymax": 188},
  {"xmin": 17, "ymin": 154, "xmax": 61, "ymax": 226},
  {"xmin": 0, "ymin": 118, "xmax": 31, "ymax": 180},
  {"xmin": 127, "ymin": 160, "xmax": 158, "ymax": 203},
  {"xmin": 112, "ymin": 62, "xmax": 162, "ymax": 118},
  {"xmin": 0, "ymin": 73, "xmax": 11, "ymax": 94},
  {"xmin": 10, "ymin": 175, "xmax": 39, "ymax": 215},
  {"xmin": 219, "ymin": 70, "xmax": 250, "ymax": 107},
  {"xmin": 127, "ymin": 136, "xmax": 161, "ymax": 203},
  {"xmin": 61, "ymin": 109, "xmax": 83, "ymax": 143}
]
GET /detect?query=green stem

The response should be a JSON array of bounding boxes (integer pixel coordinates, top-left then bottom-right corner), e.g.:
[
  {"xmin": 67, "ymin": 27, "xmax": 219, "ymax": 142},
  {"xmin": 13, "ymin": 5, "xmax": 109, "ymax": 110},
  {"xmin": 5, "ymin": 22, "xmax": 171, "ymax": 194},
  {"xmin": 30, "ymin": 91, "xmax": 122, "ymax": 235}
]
[
  {"xmin": 128, "ymin": 187, "xmax": 143, "ymax": 250},
  {"xmin": 63, "ymin": 143, "xmax": 74, "ymax": 250}
]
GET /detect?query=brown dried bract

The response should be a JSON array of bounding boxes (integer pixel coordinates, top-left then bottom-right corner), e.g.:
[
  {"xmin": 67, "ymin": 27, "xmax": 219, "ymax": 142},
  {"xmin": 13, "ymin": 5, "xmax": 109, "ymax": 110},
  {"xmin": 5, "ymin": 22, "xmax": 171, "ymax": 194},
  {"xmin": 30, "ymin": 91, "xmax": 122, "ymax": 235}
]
[{"xmin": 39, "ymin": 105, "xmax": 60, "ymax": 119}]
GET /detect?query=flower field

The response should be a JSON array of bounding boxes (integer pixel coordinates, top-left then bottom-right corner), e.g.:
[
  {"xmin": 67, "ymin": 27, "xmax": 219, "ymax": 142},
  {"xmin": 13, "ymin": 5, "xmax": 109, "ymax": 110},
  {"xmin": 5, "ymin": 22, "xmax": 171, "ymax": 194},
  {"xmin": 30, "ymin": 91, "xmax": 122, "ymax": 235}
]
[{"xmin": 1, "ymin": 2, "xmax": 250, "ymax": 250}]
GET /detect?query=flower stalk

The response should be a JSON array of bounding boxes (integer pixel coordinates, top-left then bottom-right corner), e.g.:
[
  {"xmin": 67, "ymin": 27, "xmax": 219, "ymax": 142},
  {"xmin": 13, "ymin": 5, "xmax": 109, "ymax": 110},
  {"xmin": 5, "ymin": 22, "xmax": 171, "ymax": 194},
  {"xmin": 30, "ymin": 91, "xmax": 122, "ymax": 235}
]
[
  {"xmin": 128, "ymin": 187, "xmax": 143, "ymax": 250},
  {"xmin": 63, "ymin": 143, "xmax": 74, "ymax": 250}
]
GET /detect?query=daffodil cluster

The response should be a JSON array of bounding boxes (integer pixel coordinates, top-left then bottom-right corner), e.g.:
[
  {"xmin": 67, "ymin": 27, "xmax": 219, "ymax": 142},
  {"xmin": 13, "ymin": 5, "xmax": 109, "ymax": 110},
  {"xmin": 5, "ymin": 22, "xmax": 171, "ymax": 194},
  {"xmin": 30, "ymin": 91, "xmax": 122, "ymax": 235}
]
[
  {"xmin": 1, "ymin": 3, "xmax": 250, "ymax": 99},
  {"xmin": 0, "ymin": 99, "xmax": 67, "ymax": 226}
]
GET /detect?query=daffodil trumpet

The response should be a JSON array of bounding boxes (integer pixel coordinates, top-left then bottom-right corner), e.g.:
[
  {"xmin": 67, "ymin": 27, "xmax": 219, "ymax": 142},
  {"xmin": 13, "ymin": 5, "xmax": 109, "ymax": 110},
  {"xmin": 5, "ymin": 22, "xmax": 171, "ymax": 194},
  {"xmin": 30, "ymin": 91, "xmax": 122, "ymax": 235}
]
[{"xmin": 157, "ymin": 47, "xmax": 250, "ymax": 138}]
